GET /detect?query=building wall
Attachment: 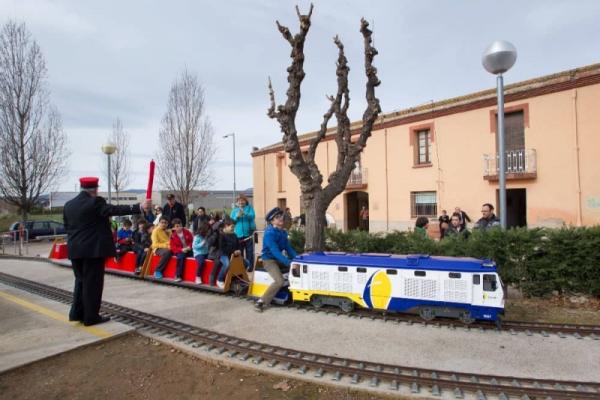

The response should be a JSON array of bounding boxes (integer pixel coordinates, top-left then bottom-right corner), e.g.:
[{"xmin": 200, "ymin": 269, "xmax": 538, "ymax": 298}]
[{"xmin": 253, "ymin": 67, "xmax": 600, "ymax": 232}]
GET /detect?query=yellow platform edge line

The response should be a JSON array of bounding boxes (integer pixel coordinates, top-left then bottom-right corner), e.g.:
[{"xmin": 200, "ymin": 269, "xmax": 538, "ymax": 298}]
[{"xmin": 0, "ymin": 290, "xmax": 112, "ymax": 339}]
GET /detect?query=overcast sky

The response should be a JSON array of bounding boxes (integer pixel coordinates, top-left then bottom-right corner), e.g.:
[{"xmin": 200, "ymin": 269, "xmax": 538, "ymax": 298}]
[{"xmin": 1, "ymin": 0, "xmax": 599, "ymax": 194}]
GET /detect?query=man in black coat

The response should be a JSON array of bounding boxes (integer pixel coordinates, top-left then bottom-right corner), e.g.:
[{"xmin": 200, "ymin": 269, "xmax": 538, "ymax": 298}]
[
  {"xmin": 162, "ymin": 193, "xmax": 187, "ymax": 227},
  {"xmin": 63, "ymin": 177, "xmax": 150, "ymax": 326}
]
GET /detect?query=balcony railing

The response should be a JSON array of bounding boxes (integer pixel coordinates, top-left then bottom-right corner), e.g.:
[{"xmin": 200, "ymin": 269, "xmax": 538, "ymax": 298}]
[
  {"xmin": 347, "ymin": 168, "xmax": 368, "ymax": 188},
  {"xmin": 483, "ymin": 148, "xmax": 537, "ymax": 180}
]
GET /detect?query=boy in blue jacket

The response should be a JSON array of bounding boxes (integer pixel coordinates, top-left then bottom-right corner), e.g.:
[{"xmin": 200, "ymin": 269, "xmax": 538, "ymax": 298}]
[{"xmin": 255, "ymin": 207, "xmax": 297, "ymax": 312}]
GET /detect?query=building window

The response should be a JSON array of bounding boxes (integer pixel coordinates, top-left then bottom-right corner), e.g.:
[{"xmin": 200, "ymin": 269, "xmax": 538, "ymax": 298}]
[
  {"xmin": 416, "ymin": 129, "xmax": 432, "ymax": 164},
  {"xmin": 276, "ymin": 154, "xmax": 285, "ymax": 192},
  {"xmin": 410, "ymin": 191, "xmax": 437, "ymax": 218}
]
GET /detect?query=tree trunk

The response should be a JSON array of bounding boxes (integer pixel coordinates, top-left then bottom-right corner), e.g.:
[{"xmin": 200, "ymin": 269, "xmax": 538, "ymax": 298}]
[{"xmin": 303, "ymin": 190, "xmax": 326, "ymax": 252}]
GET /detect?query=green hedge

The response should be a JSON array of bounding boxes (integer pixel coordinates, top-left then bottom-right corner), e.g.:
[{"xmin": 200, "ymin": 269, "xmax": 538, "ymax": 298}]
[{"xmin": 287, "ymin": 227, "xmax": 600, "ymax": 297}]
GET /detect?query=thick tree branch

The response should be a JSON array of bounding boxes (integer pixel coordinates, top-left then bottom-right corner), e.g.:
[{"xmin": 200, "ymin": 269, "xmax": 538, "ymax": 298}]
[{"xmin": 322, "ymin": 18, "xmax": 381, "ymax": 205}]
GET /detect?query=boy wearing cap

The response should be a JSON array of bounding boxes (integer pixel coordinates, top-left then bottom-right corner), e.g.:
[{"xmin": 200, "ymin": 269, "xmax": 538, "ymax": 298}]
[
  {"xmin": 255, "ymin": 207, "xmax": 297, "ymax": 312},
  {"xmin": 64, "ymin": 177, "xmax": 151, "ymax": 326}
]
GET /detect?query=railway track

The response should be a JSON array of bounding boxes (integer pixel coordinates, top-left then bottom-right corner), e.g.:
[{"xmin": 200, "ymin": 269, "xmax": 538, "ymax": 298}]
[
  {"xmin": 6, "ymin": 255, "xmax": 600, "ymax": 339},
  {"xmin": 1, "ymin": 270, "xmax": 598, "ymax": 400}
]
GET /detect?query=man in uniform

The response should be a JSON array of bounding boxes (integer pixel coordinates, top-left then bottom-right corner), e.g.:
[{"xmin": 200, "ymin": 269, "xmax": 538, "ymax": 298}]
[
  {"xmin": 162, "ymin": 193, "xmax": 187, "ymax": 227},
  {"xmin": 64, "ymin": 177, "xmax": 150, "ymax": 326}
]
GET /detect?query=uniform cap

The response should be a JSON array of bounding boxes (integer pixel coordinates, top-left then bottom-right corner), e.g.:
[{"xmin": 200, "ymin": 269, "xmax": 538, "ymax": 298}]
[
  {"xmin": 265, "ymin": 207, "xmax": 284, "ymax": 222},
  {"xmin": 79, "ymin": 177, "xmax": 99, "ymax": 189}
]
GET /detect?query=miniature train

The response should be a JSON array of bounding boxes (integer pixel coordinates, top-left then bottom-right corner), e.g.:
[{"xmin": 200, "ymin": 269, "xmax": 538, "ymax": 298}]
[
  {"xmin": 285, "ymin": 252, "xmax": 505, "ymax": 324},
  {"xmin": 50, "ymin": 242, "xmax": 504, "ymax": 323}
]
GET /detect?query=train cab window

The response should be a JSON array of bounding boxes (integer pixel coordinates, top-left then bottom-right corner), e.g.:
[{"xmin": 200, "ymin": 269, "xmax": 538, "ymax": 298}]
[
  {"xmin": 386, "ymin": 269, "xmax": 397, "ymax": 275},
  {"xmin": 303, "ymin": 264, "xmax": 308, "ymax": 273},
  {"xmin": 483, "ymin": 274, "xmax": 497, "ymax": 291},
  {"xmin": 338, "ymin": 266, "xmax": 348, "ymax": 272},
  {"xmin": 473, "ymin": 275, "xmax": 480, "ymax": 285},
  {"xmin": 291, "ymin": 264, "xmax": 301, "ymax": 278},
  {"xmin": 357, "ymin": 267, "xmax": 367, "ymax": 273},
  {"xmin": 449, "ymin": 272, "xmax": 461, "ymax": 279},
  {"xmin": 414, "ymin": 271, "xmax": 426, "ymax": 277}
]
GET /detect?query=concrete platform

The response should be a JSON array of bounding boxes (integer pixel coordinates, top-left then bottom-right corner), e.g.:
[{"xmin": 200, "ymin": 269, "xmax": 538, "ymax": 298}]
[
  {"xmin": 0, "ymin": 257, "xmax": 598, "ymax": 382},
  {"xmin": 0, "ymin": 281, "xmax": 133, "ymax": 373}
]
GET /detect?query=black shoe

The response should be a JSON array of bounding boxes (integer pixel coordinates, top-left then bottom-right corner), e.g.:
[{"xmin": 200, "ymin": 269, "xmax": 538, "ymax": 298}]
[
  {"xmin": 254, "ymin": 300, "xmax": 264, "ymax": 313},
  {"xmin": 83, "ymin": 316, "xmax": 111, "ymax": 326},
  {"xmin": 69, "ymin": 316, "xmax": 83, "ymax": 322}
]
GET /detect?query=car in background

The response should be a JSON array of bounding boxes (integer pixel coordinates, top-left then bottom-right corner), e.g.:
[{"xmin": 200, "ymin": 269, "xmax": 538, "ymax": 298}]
[{"xmin": 9, "ymin": 220, "xmax": 66, "ymax": 240}]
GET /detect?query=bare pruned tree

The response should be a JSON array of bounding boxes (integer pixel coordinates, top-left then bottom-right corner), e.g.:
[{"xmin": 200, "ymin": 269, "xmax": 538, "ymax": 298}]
[
  {"xmin": 0, "ymin": 21, "xmax": 69, "ymax": 222},
  {"xmin": 268, "ymin": 5, "xmax": 381, "ymax": 251},
  {"xmin": 156, "ymin": 70, "xmax": 215, "ymax": 208},
  {"xmin": 103, "ymin": 118, "xmax": 130, "ymax": 204}
]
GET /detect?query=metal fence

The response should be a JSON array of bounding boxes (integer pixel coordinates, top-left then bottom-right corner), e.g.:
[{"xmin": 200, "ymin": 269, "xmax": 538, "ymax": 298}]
[
  {"xmin": 0, "ymin": 229, "xmax": 29, "ymax": 256},
  {"xmin": 483, "ymin": 148, "xmax": 537, "ymax": 176}
]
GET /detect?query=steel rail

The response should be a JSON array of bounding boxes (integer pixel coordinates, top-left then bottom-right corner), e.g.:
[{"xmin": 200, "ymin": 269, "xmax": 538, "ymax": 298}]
[{"xmin": 0, "ymin": 271, "xmax": 598, "ymax": 400}]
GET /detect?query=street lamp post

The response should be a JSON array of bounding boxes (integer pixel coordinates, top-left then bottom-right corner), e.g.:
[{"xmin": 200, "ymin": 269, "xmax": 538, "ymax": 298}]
[
  {"xmin": 101, "ymin": 142, "xmax": 117, "ymax": 203},
  {"xmin": 223, "ymin": 133, "xmax": 236, "ymax": 207},
  {"xmin": 482, "ymin": 40, "xmax": 517, "ymax": 229}
]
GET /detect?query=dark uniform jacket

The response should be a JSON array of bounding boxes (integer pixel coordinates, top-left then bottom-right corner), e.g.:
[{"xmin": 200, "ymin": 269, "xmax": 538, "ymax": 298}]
[
  {"xmin": 162, "ymin": 201, "xmax": 187, "ymax": 226},
  {"xmin": 64, "ymin": 191, "xmax": 142, "ymax": 259}
]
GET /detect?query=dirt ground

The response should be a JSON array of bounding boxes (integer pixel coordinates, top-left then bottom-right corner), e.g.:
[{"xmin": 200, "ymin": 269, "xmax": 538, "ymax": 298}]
[
  {"xmin": 505, "ymin": 293, "xmax": 600, "ymax": 325},
  {"xmin": 0, "ymin": 333, "xmax": 405, "ymax": 400}
]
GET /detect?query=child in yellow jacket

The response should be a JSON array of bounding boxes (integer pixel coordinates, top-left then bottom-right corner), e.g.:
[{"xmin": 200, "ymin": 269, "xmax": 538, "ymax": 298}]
[{"xmin": 151, "ymin": 217, "xmax": 171, "ymax": 279}]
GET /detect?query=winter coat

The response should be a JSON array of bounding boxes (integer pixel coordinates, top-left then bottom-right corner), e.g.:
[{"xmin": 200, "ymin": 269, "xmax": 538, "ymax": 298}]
[
  {"xmin": 219, "ymin": 232, "xmax": 240, "ymax": 258},
  {"xmin": 192, "ymin": 234, "xmax": 209, "ymax": 256},
  {"xmin": 474, "ymin": 214, "xmax": 501, "ymax": 231},
  {"xmin": 63, "ymin": 191, "xmax": 142, "ymax": 259},
  {"xmin": 261, "ymin": 224, "xmax": 297, "ymax": 267},
  {"xmin": 169, "ymin": 228, "xmax": 194, "ymax": 254},
  {"xmin": 230, "ymin": 204, "xmax": 256, "ymax": 238}
]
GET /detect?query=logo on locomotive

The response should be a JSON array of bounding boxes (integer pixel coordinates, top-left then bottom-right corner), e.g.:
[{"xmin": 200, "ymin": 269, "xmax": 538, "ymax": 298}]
[{"xmin": 362, "ymin": 270, "xmax": 392, "ymax": 310}]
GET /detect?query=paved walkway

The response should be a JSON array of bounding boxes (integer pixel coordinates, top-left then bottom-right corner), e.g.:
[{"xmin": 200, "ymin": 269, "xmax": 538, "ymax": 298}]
[
  {"xmin": 0, "ymin": 257, "xmax": 598, "ymax": 382},
  {"xmin": 0, "ymin": 280, "xmax": 132, "ymax": 373}
]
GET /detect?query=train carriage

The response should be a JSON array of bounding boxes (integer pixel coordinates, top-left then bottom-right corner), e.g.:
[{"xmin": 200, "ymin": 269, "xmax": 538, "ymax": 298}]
[{"xmin": 287, "ymin": 252, "xmax": 505, "ymax": 323}]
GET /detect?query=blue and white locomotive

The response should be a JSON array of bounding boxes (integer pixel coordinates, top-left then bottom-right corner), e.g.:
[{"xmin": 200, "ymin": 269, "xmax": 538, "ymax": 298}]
[{"xmin": 285, "ymin": 252, "xmax": 505, "ymax": 323}]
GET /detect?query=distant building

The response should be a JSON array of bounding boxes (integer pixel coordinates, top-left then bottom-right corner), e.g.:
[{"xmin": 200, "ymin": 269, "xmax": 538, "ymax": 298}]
[
  {"xmin": 33, "ymin": 188, "xmax": 254, "ymax": 215},
  {"xmin": 252, "ymin": 62, "xmax": 600, "ymax": 232}
]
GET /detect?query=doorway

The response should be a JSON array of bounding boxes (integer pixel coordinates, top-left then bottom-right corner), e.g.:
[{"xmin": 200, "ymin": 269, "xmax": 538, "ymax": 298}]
[
  {"xmin": 345, "ymin": 191, "xmax": 369, "ymax": 231},
  {"xmin": 496, "ymin": 188, "xmax": 527, "ymax": 228}
]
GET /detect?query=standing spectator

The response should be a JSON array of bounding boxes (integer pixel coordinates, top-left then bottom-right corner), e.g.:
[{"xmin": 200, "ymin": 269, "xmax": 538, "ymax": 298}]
[
  {"xmin": 445, "ymin": 214, "xmax": 470, "ymax": 239},
  {"xmin": 255, "ymin": 207, "xmax": 297, "ymax": 312},
  {"xmin": 193, "ymin": 223, "xmax": 210, "ymax": 284},
  {"xmin": 163, "ymin": 193, "xmax": 187, "ymax": 227},
  {"xmin": 153, "ymin": 206, "xmax": 163, "ymax": 226},
  {"xmin": 474, "ymin": 203, "xmax": 501, "ymax": 230},
  {"xmin": 359, "ymin": 205, "xmax": 369, "ymax": 231},
  {"xmin": 414, "ymin": 216, "xmax": 429, "ymax": 237},
  {"xmin": 283, "ymin": 207, "xmax": 293, "ymax": 230},
  {"xmin": 63, "ymin": 176, "xmax": 150, "ymax": 326},
  {"xmin": 191, "ymin": 206, "xmax": 209, "ymax": 233},
  {"xmin": 230, "ymin": 195, "xmax": 256, "ymax": 270},
  {"xmin": 454, "ymin": 206, "xmax": 471, "ymax": 230},
  {"xmin": 438, "ymin": 210, "xmax": 451, "ymax": 239},
  {"xmin": 169, "ymin": 218, "xmax": 193, "ymax": 282},
  {"xmin": 115, "ymin": 219, "xmax": 134, "ymax": 262},
  {"xmin": 216, "ymin": 219, "xmax": 242, "ymax": 288},
  {"xmin": 297, "ymin": 213, "xmax": 306, "ymax": 227},
  {"xmin": 151, "ymin": 217, "xmax": 171, "ymax": 279}
]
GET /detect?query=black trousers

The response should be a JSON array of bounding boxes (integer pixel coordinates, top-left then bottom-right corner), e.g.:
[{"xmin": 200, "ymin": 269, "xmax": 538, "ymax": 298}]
[{"xmin": 70, "ymin": 257, "xmax": 105, "ymax": 325}]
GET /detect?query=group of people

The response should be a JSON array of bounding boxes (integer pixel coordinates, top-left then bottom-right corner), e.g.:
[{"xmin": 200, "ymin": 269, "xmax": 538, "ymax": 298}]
[
  {"xmin": 115, "ymin": 194, "xmax": 258, "ymax": 289},
  {"xmin": 416, "ymin": 203, "xmax": 501, "ymax": 239}
]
